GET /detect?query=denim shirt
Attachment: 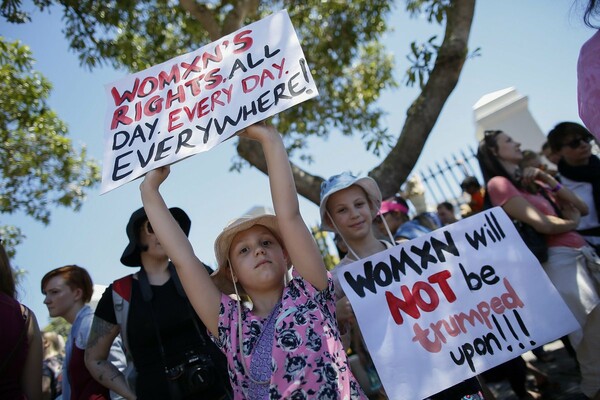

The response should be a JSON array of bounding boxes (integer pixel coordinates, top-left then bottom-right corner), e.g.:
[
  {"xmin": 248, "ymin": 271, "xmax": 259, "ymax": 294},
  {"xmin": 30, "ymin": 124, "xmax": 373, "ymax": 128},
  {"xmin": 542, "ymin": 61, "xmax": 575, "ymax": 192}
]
[
  {"xmin": 395, "ymin": 220, "xmax": 432, "ymax": 241},
  {"xmin": 63, "ymin": 305, "xmax": 127, "ymax": 400},
  {"xmin": 63, "ymin": 305, "xmax": 93, "ymax": 400}
]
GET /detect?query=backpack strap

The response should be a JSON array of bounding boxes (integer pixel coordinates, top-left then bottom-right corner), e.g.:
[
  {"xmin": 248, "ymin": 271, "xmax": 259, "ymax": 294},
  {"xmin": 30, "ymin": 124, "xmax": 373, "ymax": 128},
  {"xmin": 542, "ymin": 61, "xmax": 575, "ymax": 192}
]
[
  {"xmin": 112, "ymin": 274, "xmax": 137, "ymax": 391},
  {"xmin": 112, "ymin": 274, "xmax": 133, "ymax": 354},
  {"xmin": 113, "ymin": 274, "xmax": 133, "ymax": 303}
]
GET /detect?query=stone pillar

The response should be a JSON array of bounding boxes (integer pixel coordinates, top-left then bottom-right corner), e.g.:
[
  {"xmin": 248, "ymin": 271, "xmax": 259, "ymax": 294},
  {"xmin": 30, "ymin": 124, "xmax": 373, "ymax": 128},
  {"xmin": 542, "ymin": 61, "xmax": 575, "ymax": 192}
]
[{"xmin": 473, "ymin": 87, "xmax": 546, "ymax": 154}]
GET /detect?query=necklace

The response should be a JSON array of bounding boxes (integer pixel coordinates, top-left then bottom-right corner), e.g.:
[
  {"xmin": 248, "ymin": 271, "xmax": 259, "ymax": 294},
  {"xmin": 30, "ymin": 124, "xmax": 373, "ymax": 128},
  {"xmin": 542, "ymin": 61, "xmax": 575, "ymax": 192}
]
[{"xmin": 242, "ymin": 301, "xmax": 281, "ymax": 388}]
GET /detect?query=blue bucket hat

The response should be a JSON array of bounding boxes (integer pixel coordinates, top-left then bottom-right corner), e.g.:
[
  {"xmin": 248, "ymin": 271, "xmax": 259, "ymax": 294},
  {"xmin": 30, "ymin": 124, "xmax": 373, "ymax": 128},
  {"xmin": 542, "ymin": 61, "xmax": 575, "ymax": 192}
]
[{"xmin": 319, "ymin": 172, "xmax": 382, "ymax": 232}]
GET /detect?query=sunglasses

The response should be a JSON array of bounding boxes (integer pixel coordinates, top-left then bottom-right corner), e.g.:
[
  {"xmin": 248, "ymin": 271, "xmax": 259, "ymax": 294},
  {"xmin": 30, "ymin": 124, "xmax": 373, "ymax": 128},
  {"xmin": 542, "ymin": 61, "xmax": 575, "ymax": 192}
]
[{"xmin": 562, "ymin": 136, "xmax": 593, "ymax": 149}]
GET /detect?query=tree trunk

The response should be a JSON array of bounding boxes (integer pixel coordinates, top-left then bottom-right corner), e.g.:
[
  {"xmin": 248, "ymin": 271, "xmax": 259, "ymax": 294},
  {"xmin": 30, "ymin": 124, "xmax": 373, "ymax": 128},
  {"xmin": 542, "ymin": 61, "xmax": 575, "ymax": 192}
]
[
  {"xmin": 371, "ymin": 0, "xmax": 476, "ymax": 199},
  {"xmin": 237, "ymin": 138, "xmax": 323, "ymax": 204},
  {"xmin": 239, "ymin": 0, "xmax": 476, "ymax": 205}
]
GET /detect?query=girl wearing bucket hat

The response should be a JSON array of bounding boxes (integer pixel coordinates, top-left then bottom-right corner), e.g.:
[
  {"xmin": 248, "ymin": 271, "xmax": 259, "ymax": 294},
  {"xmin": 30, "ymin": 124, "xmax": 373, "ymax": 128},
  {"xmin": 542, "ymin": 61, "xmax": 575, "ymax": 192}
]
[
  {"xmin": 140, "ymin": 122, "xmax": 367, "ymax": 399},
  {"xmin": 84, "ymin": 207, "xmax": 231, "ymax": 400},
  {"xmin": 320, "ymin": 173, "xmax": 484, "ymax": 400},
  {"xmin": 319, "ymin": 172, "xmax": 394, "ymax": 398}
]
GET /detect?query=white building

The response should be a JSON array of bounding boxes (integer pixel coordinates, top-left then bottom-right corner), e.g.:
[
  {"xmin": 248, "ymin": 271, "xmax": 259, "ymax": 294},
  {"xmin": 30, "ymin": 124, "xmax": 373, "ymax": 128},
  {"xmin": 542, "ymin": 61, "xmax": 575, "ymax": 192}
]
[
  {"xmin": 90, "ymin": 284, "xmax": 108, "ymax": 311},
  {"xmin": 473, "ymin": 87, "xmax": 546, "ymax": 154}
]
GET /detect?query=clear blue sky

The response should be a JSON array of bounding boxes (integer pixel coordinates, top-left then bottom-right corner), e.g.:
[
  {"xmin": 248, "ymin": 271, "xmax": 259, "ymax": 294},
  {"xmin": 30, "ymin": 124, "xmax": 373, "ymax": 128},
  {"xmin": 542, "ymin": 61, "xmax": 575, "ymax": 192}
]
[{"xmin": 2, "ymin": 1, "xmax": 594, "ymax": 327}]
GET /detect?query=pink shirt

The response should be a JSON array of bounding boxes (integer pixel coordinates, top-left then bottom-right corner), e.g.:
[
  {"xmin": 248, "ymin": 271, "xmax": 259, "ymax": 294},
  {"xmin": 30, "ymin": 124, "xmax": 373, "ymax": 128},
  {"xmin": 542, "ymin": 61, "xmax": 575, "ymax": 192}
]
[
  {"xmin": 578, "ymin": 30, "xmax": 600, "ymax": 142},
  {"xmin": 211, "ymin": 271, "xmax": 367, "ymax": 400},
  {"xmin": 487, "ymin": 176, "xmax": 586, "ymax": 249}
]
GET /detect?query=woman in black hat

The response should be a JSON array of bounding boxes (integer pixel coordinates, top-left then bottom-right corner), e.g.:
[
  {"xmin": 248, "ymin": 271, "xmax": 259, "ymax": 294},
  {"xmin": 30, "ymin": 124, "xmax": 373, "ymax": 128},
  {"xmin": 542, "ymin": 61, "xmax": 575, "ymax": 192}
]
[{"xmin": 84, "ymin": 207, "xmax": 231, "ymax": 400}]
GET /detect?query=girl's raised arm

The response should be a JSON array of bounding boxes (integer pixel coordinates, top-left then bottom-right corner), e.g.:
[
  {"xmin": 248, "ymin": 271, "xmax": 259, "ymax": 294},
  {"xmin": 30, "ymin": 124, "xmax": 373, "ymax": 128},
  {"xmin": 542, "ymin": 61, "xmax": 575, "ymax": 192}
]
[
  {"xmin": 241, "ymin": 123, "xmax": 328, "ymax": 291},
  {"xmin": 140, "ymin": 166, "xmax": 222, "ymax": 335}
]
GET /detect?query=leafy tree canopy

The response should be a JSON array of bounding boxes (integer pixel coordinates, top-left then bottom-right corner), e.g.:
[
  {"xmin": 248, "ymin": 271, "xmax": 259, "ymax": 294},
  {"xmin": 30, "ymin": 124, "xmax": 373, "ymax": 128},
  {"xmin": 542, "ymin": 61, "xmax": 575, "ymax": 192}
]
[
  {"xmin": 1, "ymin": 0, "xmax": 475, "ymax": 205},
  {"xmin": 43, "ymin": 316, "xmax": 70, "ymax": 338},
  {"xmin": 0, "ymin": 37, "xmax": 100, "ymax": 254}
]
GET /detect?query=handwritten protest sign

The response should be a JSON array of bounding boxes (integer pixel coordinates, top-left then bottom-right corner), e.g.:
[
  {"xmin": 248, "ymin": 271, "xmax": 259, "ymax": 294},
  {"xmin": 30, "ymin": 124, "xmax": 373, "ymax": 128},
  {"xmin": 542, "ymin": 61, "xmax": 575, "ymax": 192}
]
[
  {"xmin": 338, "ymin": 207, "xmax": 579, "ymax": 400},
  {"xmin": 101, "ymin": 10, "xmax": 318, "ymax": 193}
]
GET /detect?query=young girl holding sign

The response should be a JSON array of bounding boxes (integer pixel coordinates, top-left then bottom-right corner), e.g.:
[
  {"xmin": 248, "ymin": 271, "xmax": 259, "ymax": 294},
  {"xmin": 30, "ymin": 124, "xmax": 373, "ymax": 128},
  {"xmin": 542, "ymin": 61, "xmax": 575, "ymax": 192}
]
[
  {"xmin": 140, "ymin": 122, "xmax": 366, "ymax": 399},
  {"xmin": 319, "ymin": 173, "xmax": 484, "ymax": 399}
]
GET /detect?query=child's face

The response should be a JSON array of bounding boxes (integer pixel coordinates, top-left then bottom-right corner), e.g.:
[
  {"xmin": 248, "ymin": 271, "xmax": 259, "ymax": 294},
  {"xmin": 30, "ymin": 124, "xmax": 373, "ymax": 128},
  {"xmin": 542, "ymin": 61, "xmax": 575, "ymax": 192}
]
[
  {"xmin": 463, "ymin": 186, "xmax": 478, "ymax": 196},
  {"xmin": 228, "ymin": 224, "xmax": 288, "ymax": 291},
  {"xmin": 520, "ymin": 154, "xmax": 542, "ymax": 169},
  {"xmin": 542, "ymin": 147, "xmax": 561, "ymax": 165},
  {"xmin": 327, "ymin": 185, "xmax": 373, "ymax": 241},
  {"xmin": 437, "ymin": 207, "xmax": 456, "ymax": 226}
]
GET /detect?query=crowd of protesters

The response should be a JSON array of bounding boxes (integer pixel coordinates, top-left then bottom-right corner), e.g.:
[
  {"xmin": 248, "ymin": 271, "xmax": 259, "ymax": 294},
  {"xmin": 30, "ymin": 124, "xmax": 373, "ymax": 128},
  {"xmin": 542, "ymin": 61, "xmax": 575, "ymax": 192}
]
[
  {"xmin": 2, "ymin": 0, "xmax": 600, "ymax": 396},
  {"xmin": 2, "ymin": 119, "xmax": 598, "ymax": 400}
]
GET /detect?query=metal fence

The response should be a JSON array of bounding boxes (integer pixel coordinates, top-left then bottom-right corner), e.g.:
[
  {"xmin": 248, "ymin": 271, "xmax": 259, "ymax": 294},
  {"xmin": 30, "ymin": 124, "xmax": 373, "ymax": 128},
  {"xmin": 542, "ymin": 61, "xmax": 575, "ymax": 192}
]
[
  {"xmin": 414, "ymin": 142, "xmax": 600, "ymax": 210},
  {"xmin": 413, "ymin": 145, "xmax": 482, "ymax": 210}
]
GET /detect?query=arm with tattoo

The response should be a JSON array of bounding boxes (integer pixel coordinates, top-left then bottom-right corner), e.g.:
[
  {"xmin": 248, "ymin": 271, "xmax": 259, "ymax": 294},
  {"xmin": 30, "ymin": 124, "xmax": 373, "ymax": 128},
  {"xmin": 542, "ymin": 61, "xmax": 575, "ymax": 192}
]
[{"xmin": 85, "ymin": 316, "xmax": 136, "ymax": 399}]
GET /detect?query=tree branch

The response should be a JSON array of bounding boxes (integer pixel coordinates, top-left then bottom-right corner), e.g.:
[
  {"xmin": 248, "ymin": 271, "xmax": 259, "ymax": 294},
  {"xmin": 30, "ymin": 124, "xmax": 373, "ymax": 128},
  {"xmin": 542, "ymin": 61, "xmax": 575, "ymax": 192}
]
[
  {"xmin": 179, "ymin": 0, "xmax": 222, "ymax": 40},
  {"xmin": 371, "ymin": 0, "xmax": 475, "ymax": 199},
  {"xmin": 223, "ymin": 0, "xmax": 260, "ymax": 35},
  {"xmin": 237, "ymin": 138, "xmax": 323, "ymax": 204},
  {"xmin": 229, "ymin": 0, "xmax": 475, "ymax": 207}
]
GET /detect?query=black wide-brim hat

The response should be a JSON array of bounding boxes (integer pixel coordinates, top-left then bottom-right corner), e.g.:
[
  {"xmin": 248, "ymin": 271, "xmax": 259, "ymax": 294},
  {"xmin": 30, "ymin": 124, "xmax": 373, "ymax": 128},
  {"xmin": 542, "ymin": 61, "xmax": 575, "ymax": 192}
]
[{"xmin": 120, "ymin": 206, "xmax": 191, "ymax": 267}]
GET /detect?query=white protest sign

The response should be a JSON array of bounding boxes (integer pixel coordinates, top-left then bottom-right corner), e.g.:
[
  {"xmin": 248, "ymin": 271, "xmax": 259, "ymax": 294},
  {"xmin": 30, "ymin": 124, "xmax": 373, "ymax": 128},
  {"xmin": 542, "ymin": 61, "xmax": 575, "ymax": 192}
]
[
  {"xmin": 338, "ymin": 207, "xmax": 579, "ymax": 400},
  {"xmin": 101, "ymin": 10, "xmax": 318, "ymax": 193}
]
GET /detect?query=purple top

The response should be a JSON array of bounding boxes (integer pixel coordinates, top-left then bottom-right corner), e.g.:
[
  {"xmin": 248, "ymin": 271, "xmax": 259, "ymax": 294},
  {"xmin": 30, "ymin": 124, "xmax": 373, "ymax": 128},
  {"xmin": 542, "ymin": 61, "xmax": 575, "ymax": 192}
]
[{"xmin": 0, "ymin": 293, "xmax": 29, "ymax": 400}]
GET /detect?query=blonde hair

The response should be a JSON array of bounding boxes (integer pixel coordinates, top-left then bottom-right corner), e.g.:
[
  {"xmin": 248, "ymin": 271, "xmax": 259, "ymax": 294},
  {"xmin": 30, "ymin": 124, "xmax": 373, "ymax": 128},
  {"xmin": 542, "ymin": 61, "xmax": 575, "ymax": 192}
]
[{"xmin": 42, "ymin": 331, "xmax": 65, "ymax": 358}]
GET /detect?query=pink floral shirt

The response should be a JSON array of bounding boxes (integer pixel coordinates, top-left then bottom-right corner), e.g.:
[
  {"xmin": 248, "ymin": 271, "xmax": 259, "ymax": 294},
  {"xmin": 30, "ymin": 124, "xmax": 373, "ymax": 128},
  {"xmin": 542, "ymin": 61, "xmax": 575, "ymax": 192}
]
[{"xmin": 210, "ymin": 271, "xmax": 367, "ymax": 400}]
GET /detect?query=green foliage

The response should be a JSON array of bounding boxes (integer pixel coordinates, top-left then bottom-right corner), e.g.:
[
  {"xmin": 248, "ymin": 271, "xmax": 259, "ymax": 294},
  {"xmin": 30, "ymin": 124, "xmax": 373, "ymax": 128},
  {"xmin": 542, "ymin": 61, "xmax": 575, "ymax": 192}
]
[
  {"xmin": 406, "ymin": 0, "xmax": 450, "ymax": 23},
  {"xmin": 273, "ymin": 1, "xmax": 397, "ymax": 160},
  {"xmin": 0, "ymin": 225, "xmax": 24, "ymax": 259},
  {"xmin": 3, "ymin": 0, "xmax": 398, "ymax": 159},
  {"xmin": 406, "ymin": 35, "xmax": 440, "ymax": 89},
  {"xmin": 0, "ymin": 38, "xmax": 101, "ymax": 226},
  {"xmin": 1, "ymin": 0, "xmax": 29, "ymax": 23},
  {"xmin": 311, "ymin": 225, "xmax": 339, "ymax": 271},
  {"xmin": 43, "ymin": 317, "xmax": 70, "ymax": 339},
  {"xmin": 2, "ymin": 0, "xmax": 476, "ymax": 203},
  {"xmin": 403, "ymin": 0, "xmax": 447, "ymax": 89}
]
